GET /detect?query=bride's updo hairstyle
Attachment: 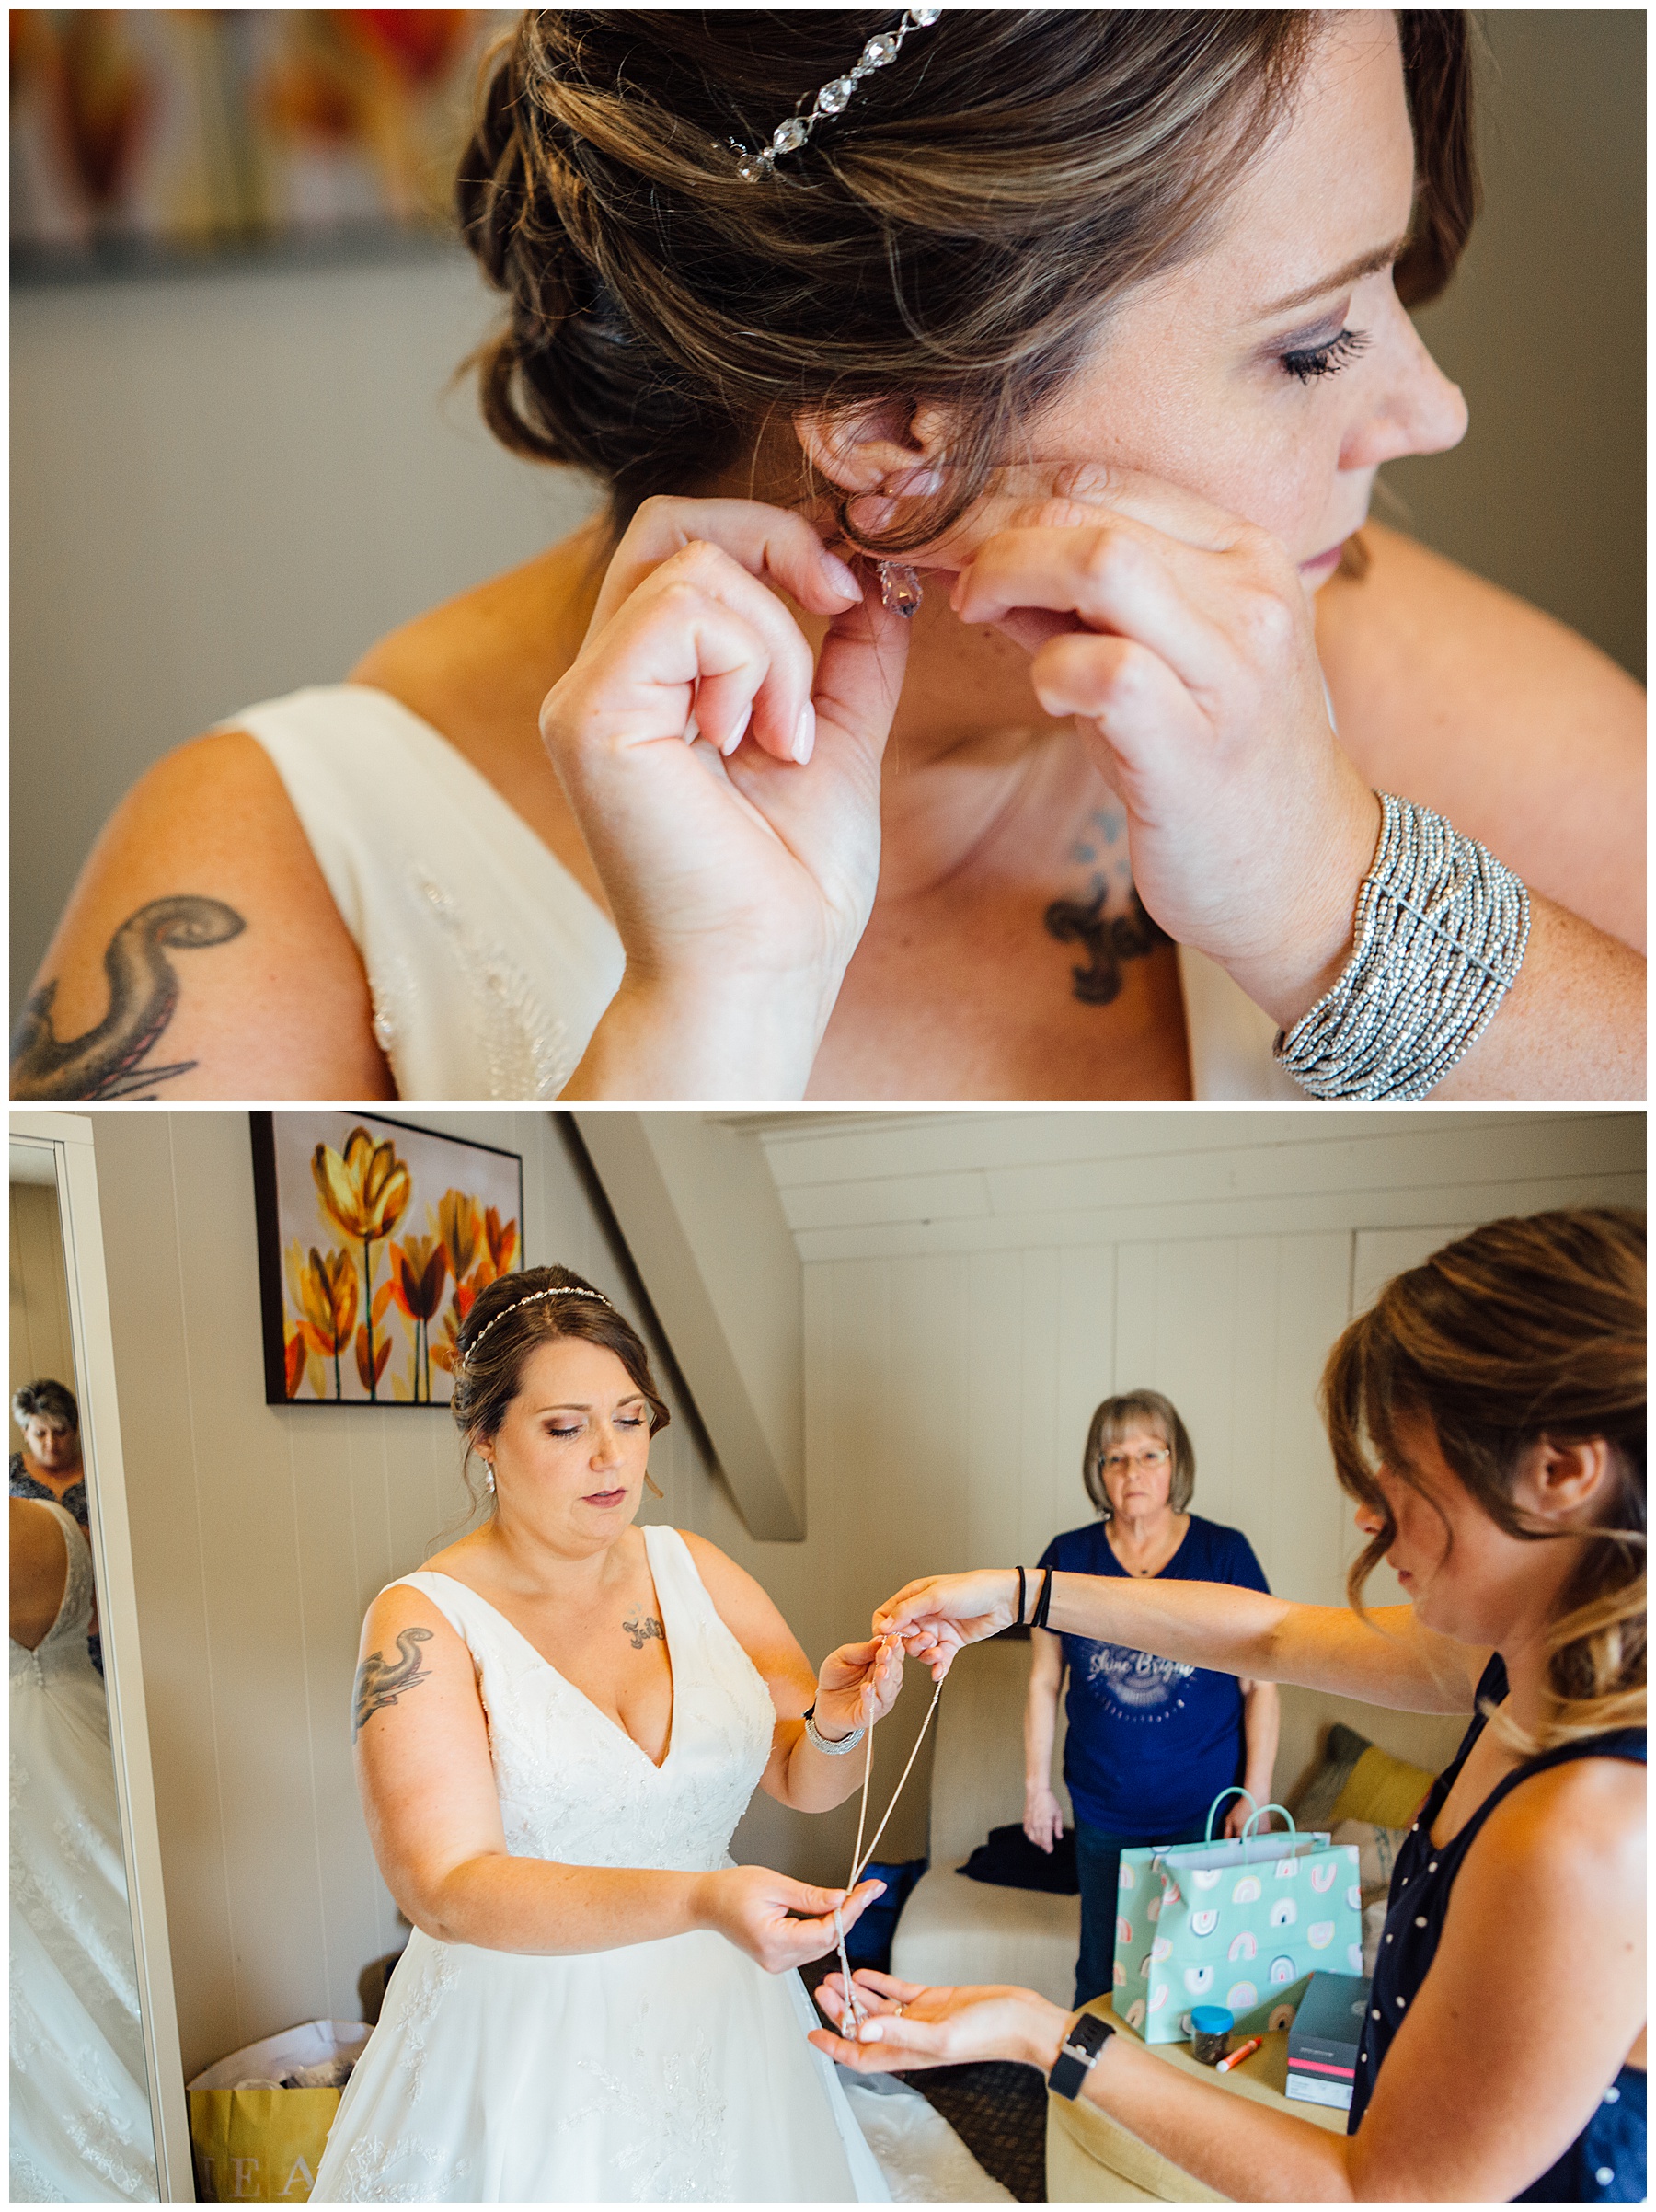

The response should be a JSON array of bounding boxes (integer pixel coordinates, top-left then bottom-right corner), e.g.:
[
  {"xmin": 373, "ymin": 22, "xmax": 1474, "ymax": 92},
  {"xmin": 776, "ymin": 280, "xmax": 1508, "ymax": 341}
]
[
  {"xmin": 457, "ymin": 10, "xmax": 1474, "ymax": 555},
  {"xmin": 451, "ymin": 1264, "xmax": 671, "ymax": 1506},
  {"xmin": 1322, "ymin": 1209, "xmax": 1646, "ymax": 1756}
]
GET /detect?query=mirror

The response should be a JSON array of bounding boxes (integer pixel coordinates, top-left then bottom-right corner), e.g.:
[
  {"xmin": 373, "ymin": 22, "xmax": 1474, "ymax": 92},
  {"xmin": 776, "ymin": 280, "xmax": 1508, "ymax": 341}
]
[{"xmin": 10, "ymin": 1113, "xmax": 188, "ymax": 2200}]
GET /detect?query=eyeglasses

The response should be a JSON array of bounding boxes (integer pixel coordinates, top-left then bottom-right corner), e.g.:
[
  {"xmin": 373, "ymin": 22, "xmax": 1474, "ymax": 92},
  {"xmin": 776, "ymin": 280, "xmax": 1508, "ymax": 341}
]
[{"xmin": 1100, "ymin": 1446, "xmax": 1171, "ymax": 1474}]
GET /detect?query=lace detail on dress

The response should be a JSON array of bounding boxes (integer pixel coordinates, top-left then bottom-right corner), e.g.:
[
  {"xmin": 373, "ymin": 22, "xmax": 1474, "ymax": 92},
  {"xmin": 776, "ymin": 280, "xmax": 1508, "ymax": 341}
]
[
  {"xmin": 409, "ymin": 870, "xmax": 573, "ymax": 1100},
  {"xmin": 553, "ymin": 2018, "xmax": 734, "ymax": 2202},
  {"xmin": 397, "ymin": 1941, "xmax": 459, "ymax": 2101},
  {"xmin": 331, "ymin": 2132, "xmax": 472, "ymax": 2205}
]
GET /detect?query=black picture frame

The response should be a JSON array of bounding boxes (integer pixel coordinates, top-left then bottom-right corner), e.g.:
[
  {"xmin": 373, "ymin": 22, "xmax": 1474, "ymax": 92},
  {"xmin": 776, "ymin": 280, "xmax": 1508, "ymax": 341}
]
[{"xmin": 250, "ymin": 1112, "xmax": 524, "ymax": 1409}]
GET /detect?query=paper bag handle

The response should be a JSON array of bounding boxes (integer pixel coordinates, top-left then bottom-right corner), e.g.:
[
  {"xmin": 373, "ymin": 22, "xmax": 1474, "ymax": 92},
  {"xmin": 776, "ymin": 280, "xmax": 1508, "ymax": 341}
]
[
  {"xmin": 1203, "ymin": 1785, "xmax": 1258, "ymax": 1842},
  {"xmin": 1240, "ymin": 1802, "xmax": 1298, "ymax": 1860}
]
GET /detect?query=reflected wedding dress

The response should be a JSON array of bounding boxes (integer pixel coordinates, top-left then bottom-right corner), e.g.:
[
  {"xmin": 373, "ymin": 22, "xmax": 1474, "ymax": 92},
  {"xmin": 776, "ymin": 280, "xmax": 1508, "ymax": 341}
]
[
  {"xmin": 228, "ymin": 685, "xmax": 1299, "ymax": 1100},
  {"xmin": 10, "ymin": 1501, "xmax": 157, "ymax": 2204},
  {"xmin": 311, "ymin": 1525, "xmax": 889, "ymax": 2204}
]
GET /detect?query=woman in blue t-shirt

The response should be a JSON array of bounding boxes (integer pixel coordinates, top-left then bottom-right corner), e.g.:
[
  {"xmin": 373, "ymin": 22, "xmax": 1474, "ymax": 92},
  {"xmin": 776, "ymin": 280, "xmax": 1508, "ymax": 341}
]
[{"xmin": 1027, "ymin": 1389, "xmax": 1279, "ymax": 2006}]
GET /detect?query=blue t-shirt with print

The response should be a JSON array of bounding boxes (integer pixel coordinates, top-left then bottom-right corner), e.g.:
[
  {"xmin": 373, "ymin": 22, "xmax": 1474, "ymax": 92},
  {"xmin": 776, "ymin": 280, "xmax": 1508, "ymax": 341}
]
[{"xmin": 1038, "ymin": 1515, "xmax": 1271, "ymax": 1840}]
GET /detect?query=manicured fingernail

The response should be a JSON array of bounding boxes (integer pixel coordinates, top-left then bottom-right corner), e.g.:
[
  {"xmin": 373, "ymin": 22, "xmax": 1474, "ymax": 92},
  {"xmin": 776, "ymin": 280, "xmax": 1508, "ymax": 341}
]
[
  {"xmin": 820, "ymin": 551, "xmax": 862, "ymax": 605},
  {"xmin": 684, "ymin": 711, "xmax": 701, "ymax": 746},
  {"xmin": 722, "ymin": 715, "xmax": 749, "ymax": 757},
  {"xmin": 793, "ymin": 701, "xmax": 815, "ymax": 764},
  {"xmin": 859, "ymin": 2023, "xmax": 883, "ymax": 2043}
]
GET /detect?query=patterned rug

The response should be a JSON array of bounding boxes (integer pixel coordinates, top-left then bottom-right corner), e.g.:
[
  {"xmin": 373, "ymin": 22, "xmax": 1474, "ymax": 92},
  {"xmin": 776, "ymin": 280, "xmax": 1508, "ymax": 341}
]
[{"xmin": 895, "ymin": 2059, "xmax": 1048, "ymax": 2202}]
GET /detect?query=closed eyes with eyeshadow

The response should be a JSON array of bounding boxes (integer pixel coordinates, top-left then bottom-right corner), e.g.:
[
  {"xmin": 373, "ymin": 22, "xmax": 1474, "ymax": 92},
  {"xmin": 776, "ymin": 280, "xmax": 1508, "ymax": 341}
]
[{"xmin": 1281, "ymin": 327, "xmax": 1374, "ymax": 383}]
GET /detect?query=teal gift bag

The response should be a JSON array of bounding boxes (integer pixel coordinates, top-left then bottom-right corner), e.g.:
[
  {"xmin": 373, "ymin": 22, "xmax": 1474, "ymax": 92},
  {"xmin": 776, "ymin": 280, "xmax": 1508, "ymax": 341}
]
[{"xmin": 1112, "ymin": 1788, "xmax": 1363, "ymax": 2044}]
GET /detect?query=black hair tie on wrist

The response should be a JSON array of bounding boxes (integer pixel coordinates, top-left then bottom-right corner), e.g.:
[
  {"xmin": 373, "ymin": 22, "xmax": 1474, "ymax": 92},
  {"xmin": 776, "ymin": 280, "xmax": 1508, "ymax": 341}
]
[
  {"xmin": 1016, "ymin": 1566, "xmax": 1027, "ymax": 1628},
  {"xmin": 1031, "ymin": 1568, "xmax": 1054, "ymax": 1631}
]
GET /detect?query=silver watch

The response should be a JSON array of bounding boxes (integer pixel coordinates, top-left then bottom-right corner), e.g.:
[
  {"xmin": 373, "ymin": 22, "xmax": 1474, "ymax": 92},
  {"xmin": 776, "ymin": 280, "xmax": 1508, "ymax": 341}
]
[{"xmin": 802, "ymin": 1702, "xmax": 865, "ymax": 1756}]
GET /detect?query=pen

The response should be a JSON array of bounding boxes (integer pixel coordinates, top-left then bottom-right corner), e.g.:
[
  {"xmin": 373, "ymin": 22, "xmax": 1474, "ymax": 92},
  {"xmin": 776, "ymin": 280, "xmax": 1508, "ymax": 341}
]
[{"xmin": 1214, "ymin": 2036, "xmax": 1262, "ymax": 2073}]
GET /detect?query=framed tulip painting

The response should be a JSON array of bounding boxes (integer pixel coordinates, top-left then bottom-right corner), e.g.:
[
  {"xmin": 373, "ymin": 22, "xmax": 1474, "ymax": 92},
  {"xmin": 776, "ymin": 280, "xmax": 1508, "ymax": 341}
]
[{"xmin": 250, "ymin": 1112, "xmax": 523, "ymax": 1408}]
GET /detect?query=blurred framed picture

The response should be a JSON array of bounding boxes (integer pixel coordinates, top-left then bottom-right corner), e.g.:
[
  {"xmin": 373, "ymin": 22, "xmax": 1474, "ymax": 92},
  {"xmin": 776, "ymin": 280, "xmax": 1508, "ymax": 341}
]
[
  {"xmin": 11, "ymin": 9, "xmax": 507, "ymax": 278},
  {"xmin": 250, "ymin": 1111, "xmax": 523, "ymax": 1408}
]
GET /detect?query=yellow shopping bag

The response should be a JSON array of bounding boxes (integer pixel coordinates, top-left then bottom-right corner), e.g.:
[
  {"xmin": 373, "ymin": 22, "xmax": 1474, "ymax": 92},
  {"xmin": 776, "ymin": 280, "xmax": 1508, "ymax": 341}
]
[{"xmin": 187, "ymin": 2021, "xmax": 370, "ymax": 2203}]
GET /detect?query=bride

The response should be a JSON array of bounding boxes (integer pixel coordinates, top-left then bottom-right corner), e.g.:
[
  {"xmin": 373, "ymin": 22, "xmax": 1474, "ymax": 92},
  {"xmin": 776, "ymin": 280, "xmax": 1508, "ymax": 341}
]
[
  {"xmin": 15, "ymin": 10, "xmax": 1641, "ymax": 1103},
  {"xmin": 311, "ymin": 1264, "xmax": 900, "ymax": 2203}
]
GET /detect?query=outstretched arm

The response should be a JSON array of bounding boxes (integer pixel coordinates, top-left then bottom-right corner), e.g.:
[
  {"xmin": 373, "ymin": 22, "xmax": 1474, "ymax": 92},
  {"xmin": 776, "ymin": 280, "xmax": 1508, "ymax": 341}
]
[{"xmin": 875, "ymin": 1568, "xmax": 1485, "ymax": 1715}]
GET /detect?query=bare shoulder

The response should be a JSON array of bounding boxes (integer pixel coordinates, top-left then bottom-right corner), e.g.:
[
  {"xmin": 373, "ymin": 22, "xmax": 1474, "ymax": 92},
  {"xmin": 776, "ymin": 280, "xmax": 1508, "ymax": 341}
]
[
  {"xmin": 14, "ymin": 731, "xmax": 391, "ymax": 1102},
  {"xmin": 1317, "ymin": 524, "xmax": 1644, "ymax": 946},
  {"xmin": 1473, "ymin": 1753, "xmax": 1646, "ymax": 1895},
  {"xmin": 677, "ymin": 1528, "xmax": 755, "ymax": 1608},
  {"xmin": 679, "ymin": 1529, "xmax": 805, "ymax": 1665}
]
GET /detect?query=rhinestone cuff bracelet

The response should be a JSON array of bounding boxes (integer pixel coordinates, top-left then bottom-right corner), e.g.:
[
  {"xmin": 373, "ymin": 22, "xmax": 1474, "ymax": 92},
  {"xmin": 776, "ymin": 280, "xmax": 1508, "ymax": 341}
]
[
  {"xmin": 1274, "ymin": 791, "xmax": 1532, "ymax": 1102},
  {"xmin": 729, "ymin": 8, "xmax": 942, "ymax": 181}
]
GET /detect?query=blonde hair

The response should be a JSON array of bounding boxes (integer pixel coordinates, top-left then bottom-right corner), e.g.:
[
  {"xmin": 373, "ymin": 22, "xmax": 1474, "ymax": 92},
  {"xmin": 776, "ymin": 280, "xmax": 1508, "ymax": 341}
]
[{"xmin": 1322, "ymin": 1209, "xmax": 1645, "ymax": 1754}]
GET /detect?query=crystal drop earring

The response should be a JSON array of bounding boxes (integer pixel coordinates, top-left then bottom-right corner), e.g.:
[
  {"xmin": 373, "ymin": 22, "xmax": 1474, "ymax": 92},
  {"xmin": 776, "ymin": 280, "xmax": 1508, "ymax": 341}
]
[{"xmin": 877, "ymin": 562, "xmax": 923, "ymax": 619}]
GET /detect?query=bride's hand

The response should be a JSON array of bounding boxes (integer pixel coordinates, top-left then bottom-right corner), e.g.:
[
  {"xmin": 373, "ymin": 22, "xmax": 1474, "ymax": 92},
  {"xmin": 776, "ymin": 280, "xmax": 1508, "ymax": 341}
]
[
  {"xmin": 811, "ymin": 1633, "xmax": 904, "ymax": 1741},
  {"xmin": 695, "ymin": 1866, "xmax": 885, "ymax": 1975},
  {"xmin": 914, "ymin": 463, "xmax": 1380, "ymax": 1031},
  {"xmin": 808, "ymin": 1968, "xmax": 1067, "ymax": 2073},
  {"xmin": 542, "ymin": 497, "xmax": 913, "ymax": 1100}
]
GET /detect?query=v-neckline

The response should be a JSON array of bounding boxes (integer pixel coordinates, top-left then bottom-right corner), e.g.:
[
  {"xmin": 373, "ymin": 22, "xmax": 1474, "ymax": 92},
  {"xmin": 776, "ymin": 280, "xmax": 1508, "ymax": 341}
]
[{"xmin": 422, "ymin": 1535, "xmax": 678, "ymax": 1773}]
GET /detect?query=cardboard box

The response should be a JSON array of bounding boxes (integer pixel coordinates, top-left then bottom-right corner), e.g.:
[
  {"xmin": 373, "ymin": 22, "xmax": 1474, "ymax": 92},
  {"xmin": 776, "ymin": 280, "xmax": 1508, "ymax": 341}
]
[{"xmin": 1285, "ymin": 1970, "xmax": 1369, "ymax": 2112}]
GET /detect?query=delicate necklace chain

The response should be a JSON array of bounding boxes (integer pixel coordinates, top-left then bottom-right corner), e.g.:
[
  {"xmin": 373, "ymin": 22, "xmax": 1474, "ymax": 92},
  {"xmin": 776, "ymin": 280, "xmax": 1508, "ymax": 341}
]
[{"xmin": 831, "ymin": 1654, "xmax": 944, "ymax": 2033}]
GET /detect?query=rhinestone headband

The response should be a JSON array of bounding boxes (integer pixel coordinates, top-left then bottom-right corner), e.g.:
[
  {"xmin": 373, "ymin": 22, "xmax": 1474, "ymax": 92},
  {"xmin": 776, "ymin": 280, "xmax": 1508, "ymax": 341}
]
[
  {"xmin": 728, "ymin": 8, "xmax": 942, "ymax": 182},
  {"xmin": 462, "ymin": 1285, "xmax": 611, "ymax": 1367}
]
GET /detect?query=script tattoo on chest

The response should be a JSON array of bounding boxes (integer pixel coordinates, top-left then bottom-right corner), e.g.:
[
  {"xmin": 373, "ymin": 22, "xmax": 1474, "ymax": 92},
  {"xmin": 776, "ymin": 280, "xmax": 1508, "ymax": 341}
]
[
  {"xmin": 623, "ymin": 1612, "xmax": 665, "ymax": 1652},
  {"xmin": 352, "ymin": 1627, "xmax": 434, "ymax": 1740},
  {"xmin": 1044, "ymin": 803, "xmax": 1169, "ymax": 1006},
  {"xmin": 1044, "ymin": 883, "xmax": 1169, "ymax": 1005},
  {"xmin": 10, "ymin": 894, "xmax": 247, "ymax": 1100}
]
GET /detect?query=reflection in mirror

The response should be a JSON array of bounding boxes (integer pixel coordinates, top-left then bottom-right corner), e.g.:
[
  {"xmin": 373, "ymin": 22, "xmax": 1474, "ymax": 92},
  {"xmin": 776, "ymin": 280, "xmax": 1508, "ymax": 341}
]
[{"xmin": 10, "ymin": 1148, "xmax": 160, "ymax": 2202}]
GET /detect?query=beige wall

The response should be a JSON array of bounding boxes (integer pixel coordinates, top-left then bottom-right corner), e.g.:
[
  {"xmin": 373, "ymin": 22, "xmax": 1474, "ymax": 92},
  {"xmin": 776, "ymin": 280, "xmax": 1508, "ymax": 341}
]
[
  {"xmin": 11, "ymin": 12, "xmax": 1643, "ymax": 1022},
  {"xmin": 86, "ymin": 1106, "xmax": 1642, "ymax": 2076},
  {"xmin": 1385, "ymin": 10, "xmax": 1645, "ymax": 682},
  {"xmin": 10, "ymin": 1180, "xmax": 76, "ymax": 1448}
]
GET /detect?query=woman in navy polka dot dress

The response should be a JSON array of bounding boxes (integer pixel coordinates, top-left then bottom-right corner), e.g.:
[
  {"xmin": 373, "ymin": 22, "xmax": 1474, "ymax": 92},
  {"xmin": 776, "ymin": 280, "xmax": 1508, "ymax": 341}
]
[{"xmin": 830, "ymin": 1210, "xmax": 1645, "ymax": 2202}]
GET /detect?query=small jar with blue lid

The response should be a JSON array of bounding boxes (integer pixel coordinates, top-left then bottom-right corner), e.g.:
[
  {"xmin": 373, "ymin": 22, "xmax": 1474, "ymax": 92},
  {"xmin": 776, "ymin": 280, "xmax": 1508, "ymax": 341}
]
[{"xmin": 1189, "ymin": 2006, "xmax": 1234, "ymax": 2066}]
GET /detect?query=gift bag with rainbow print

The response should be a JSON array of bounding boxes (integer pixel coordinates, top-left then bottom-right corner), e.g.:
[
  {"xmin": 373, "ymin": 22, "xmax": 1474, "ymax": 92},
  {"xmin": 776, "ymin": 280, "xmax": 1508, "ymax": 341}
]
[{"xmin": 1112, "ymin": 1789, "xmax": 1363, "ymax": 2045}]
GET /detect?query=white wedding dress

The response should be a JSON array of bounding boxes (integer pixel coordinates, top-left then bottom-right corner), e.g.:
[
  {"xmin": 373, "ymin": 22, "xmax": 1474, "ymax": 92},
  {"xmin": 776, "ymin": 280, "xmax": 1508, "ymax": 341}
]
[
  {"xmin": 10, "ymin": 1501, "xmax": 158, "ymax": 2204},
  {"xmin": 310, "ymin": 1524, "xmax": 891, "ymax": 2203}
]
